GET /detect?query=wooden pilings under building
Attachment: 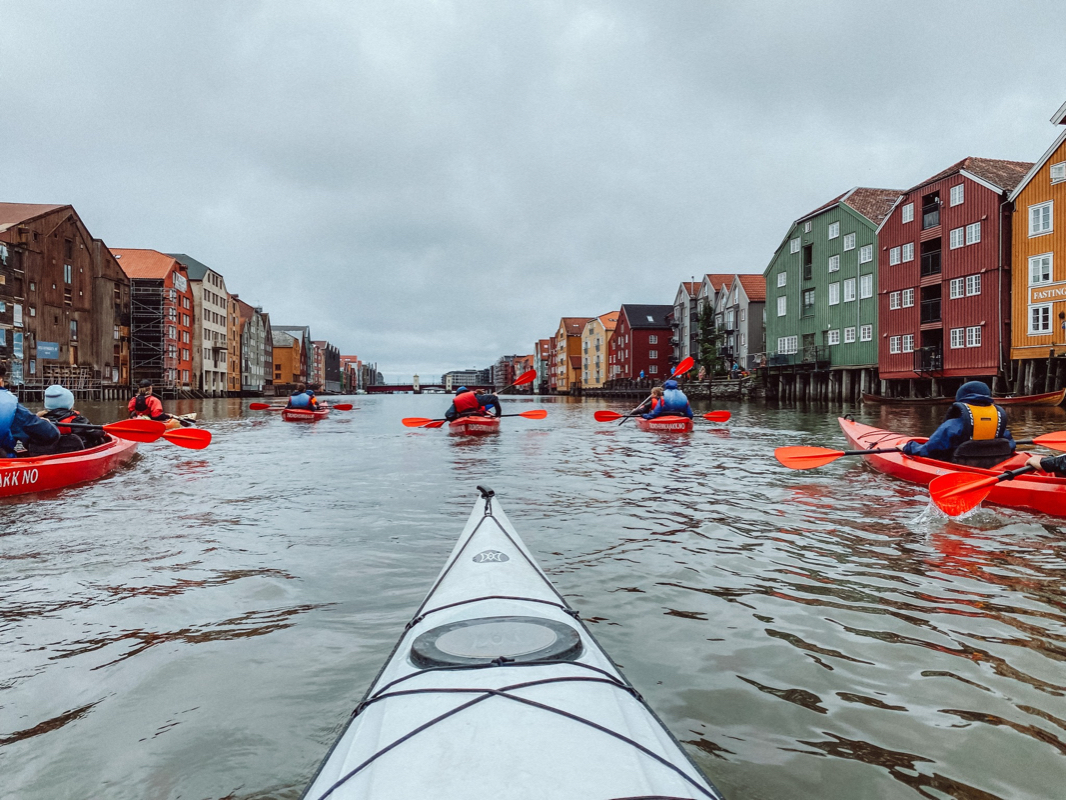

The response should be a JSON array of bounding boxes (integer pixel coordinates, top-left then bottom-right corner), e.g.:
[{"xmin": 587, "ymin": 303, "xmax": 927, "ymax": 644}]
[
  {"xmin": 762, "ymin": 366, "xmax": 877, "ymax": 404},
  {"xmin": 1013, "ymin": 353, "xmax": 1066, "ymax": 396}
]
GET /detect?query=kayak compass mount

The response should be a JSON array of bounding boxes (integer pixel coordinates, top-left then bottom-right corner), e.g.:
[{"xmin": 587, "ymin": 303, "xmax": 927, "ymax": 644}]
[{"xmin": 411, "ymin": 615, "xmax": 583, "ymax": 668}]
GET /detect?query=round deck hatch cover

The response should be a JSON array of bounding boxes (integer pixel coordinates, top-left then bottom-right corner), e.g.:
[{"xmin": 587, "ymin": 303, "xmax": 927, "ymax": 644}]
[{"xmin": 411, "ymin": 615, "xmax": 583, "ymax": 668}]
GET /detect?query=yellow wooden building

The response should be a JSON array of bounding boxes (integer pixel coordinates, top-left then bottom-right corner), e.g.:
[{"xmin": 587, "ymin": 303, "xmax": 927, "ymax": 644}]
[
  {"xmin": 581, "ymin": 311, "xmax": 619, "ymax": 389},
  {"xmin": 1008, "ymin": 100, "xmax": 1066, "ymax": 393},
  {"xmin": 554, "ymin": 317, "xmax": 591, "ymax": 393}
]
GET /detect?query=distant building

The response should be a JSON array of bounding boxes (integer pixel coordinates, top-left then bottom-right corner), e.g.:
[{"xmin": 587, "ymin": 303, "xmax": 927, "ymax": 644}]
[
  {"xmin": 554, "ymin": 317, "xmax": 592, "ymax": 393},
  {"xmin": 313, "ymin": 340, "xmax": 341, "ymax": 392},
  {"xmin": 533, "ymin": 338, "xmax": 551, "ymax": 394},
  {"xmin": 112, "ymin": 249, "xmax": 194, "ymax": 393},
  {"xmin": 272, "ymin": 325, "xmax": 312, "ymax": 383},
  {"xmin": 168, "ymin": 253, "xmax": 230, "ymax": 397},
  {"xmin": 581, "ymin": 311, "xmax": 618, "ymax": 388},
  {"xmin": 0, "ymin": 203, "xmax": 130, "ymax": 395},
  {"xmin": 272, "ymin": 329, "xmax": 302, "ymax": 388},
  {"xmin": 236, "ymin": 298, "xmax": 270, "ymax": 394},
  {"xmin": 716, "ymin": 275, "xmax": 766, "ymax": 370},
  {"xmin": 442, "ymin": 369, "xmax": 489, "ymax": 391},
  {"xmin": 609, "ymin": 305, "xmax": 672, "ymax": 381}
]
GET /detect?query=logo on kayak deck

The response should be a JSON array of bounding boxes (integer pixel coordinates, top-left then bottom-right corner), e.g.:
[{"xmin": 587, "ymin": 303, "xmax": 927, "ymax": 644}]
[
  {"xmin": 472, "ymin": 550, "xmax": 509, "ymax": 563},
  {"xmin": 1, "ymin": 468, "xmax": 39, "ymax": 489}
]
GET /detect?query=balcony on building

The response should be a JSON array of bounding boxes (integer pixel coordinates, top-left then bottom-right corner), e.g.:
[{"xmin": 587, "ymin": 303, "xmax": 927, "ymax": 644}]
[
  {"xmin": 920, "ymin": 284, "xmax": 941, "ymax": 324},
  {"xmin": 921, "ymin": 191, "xmax": 940, "ymax": 230},
  {"xmin": 920, "ymin": 239, "xmax": 942, "ymax": 278},
  {"xmin": 915, "ymin": 327, "xmax": 943, "ymax": 374}
]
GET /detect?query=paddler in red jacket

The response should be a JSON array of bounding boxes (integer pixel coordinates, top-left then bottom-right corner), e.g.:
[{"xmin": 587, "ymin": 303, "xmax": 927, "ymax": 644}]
[
  {"xmin": 128, "ymin": 379, "xmax": 170, "ymax": 422},
  {"xmin": 445, "ymin": 387, "xmax": 502, "ymax": 421}
]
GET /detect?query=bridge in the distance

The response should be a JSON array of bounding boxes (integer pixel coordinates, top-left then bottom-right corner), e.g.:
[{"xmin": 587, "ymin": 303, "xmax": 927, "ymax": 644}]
[{"xmin": 365, "ymin": 384, "xmax": 495, "ymax": 394}]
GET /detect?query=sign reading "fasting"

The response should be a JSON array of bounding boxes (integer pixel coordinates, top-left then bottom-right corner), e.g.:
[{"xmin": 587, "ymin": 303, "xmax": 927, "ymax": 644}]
[{"xmin": 1030, "ymin": 282, "xmax": 1066, "ymax": 304}]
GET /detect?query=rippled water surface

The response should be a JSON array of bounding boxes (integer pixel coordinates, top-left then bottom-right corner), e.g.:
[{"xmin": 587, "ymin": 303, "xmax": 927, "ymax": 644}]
[{"xmin": 3, "ymin": 395, "xmax": 1066, "ymax": 799}]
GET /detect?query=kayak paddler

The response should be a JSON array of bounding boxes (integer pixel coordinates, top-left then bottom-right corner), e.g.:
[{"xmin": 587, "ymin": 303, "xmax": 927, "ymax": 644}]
[
  {"xmin": 1026, "ymin": 453, "xmax": 1066, "ymax": 476},
  {"xmin": 38, "ymin": 384, "xmax": 106, "ymax": 451},
  {"xmin": 635, "ymin": 386, "xmax": 664, "ymax": 416},
  {"xmin": 286, "ymin": 383, "xmax": 320, "ymax": 411},
  {"xmin": 642, "ymin": 379, "xmax": 693, "ymax": 421},
  {"xmin": 445, "ymin": 387, "xmax": 502, "ymax": 421},
  {"xmin": 898, "ymin": 380, "xmax": 1015, "ymax": 468},
  {"xmin": 128, "ymin": 379, "xmax": 171, "ymax": 422},
  {"xmin": 0, "ymin": 365, "xmax": 60, "ymax": 457}
]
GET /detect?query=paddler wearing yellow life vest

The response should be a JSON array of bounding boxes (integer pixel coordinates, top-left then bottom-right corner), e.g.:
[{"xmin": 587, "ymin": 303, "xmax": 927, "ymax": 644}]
[{"xmin": 899, "ymin": 380, "xmax": 1015, "ymax": 468}]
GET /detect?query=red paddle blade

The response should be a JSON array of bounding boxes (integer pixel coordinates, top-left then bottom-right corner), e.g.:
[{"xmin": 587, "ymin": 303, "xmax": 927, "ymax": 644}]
[
  {"xmin": 774, "ymin": 446, "xmax": 847, "ymax": 470},
  {"xmin": 1032, "ymin": 431, "xmax": 1066, "ymax": 452},
  {"xmin": 101, "ymin": 418, "xmax": 166, "ymax": 442},
  {"xmin": 672, "ymin": 356, "xmax": 695, "ymax": 378},
  {"xmin": 249, "ymin": 402, "xmax": 272, "ymax": 410},
  {"xmin": 929, "ymin": 472, "xmax": 998, "ymax": 516},
  {"xmin": 420, "ymin": 420, "xmax": 447, "ymax": 429},
  {"xmin": 519, "ymin": 409, "xmax": 547, "ymax": 419},
  {"xmin": 162, "ymin": 427, "xmax": 212, "ymax": 450},
  {"xmin": 402, "ymin": 417, "xmax": 435, "ymax": 427},
  {"xmin": 513, "ymin": 369, "xmax": 537, "ymax": 386},
  {"xmin": 703, "ymin": 411, "xmax": 731, "ymax": 422},
  {"xmin": 594, "ymin": 410, "xmax": 623, "ymax": 422},
  {"xmin": 331, "ymin": 403, "xmax": 354, "ymax": 411}
]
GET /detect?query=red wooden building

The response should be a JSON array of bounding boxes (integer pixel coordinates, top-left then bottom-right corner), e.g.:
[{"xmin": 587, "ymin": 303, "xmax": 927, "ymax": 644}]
[
  {"xmin": 609, "ymin": 304, "xmax": 673, "ymax": 380},
  {"xmin": 876, "ymin": 157, "xmax": 1031, "ymax": 396}
]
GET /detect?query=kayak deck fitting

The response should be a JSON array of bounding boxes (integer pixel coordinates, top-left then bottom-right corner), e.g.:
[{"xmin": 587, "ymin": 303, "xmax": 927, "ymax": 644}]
[{"xmin": 302, "ymin": 486, "xmax": 723, "ymax": 800}]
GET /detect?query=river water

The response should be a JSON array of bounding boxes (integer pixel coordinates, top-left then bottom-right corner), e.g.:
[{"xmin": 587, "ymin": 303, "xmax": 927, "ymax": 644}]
[{"xmin": 2, "ymin": 395, "xmax": 1065, "ymax": 800}]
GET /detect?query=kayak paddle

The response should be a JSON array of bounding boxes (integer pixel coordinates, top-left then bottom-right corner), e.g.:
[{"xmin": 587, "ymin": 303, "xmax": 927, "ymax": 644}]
[
  {"xmin": 594, "ymin": 409, "xmax": 730, "ymax": 423},
  {"xmin": 774, "ymin": 445, "xmax": 902, "ymax": 470},
  {"xmin": 618, "ymin": 357, "xmax": 696, "ymax": 426},
  {"xmin": 62, "ymin": 418, "xmax": 167, "ymax": 443},
  {"xmin": 249, "ymin": 402, "xmax": 276, "ymax": 410},
  {"xmin": 1015, "ymin": 431, "xmax": 1066, "ymax": 452},
  {"xmin": 403, "ymin": 409, "xmax": 548, "ymax": 428},
  {"xmin": 161, "ymin": 427, "xmax": 213, "ymax": 449},
  {"xmin": 929, "ymin": 465, "xmax": 1036, "ymax": 516},
  {"xmin": 499, "ymin": 369, "xmax": 538, "ymax": 393}
]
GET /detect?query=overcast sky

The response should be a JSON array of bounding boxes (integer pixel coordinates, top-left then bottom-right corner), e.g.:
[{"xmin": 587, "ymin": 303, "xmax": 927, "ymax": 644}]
[{"xmin": 3, "ymin": 2, "xmax": 1065, "ymax": 381}]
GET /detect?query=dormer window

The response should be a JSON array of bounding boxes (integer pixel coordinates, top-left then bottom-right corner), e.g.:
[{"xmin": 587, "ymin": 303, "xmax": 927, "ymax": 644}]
[{"xmin": 1051, "ymin": 163, "xmax": 1066, "ymax": 184}]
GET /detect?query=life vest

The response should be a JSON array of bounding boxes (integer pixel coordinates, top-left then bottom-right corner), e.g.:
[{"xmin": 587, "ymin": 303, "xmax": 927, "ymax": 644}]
[
  {"xmin": 454, "ymin": 391, "xmax": 479, "ymax": 414},
  {"xmin": 134, "ymin": 393, "xmax": 150, "ymax": 413},
  {"xmin": 43, "ymin": 409, "xmax": 79, "ymax": 435},
  {"xmin": 0, "ymin": 390, "xmax": 17, "ymax": 454},
  {"xmin": 660, "ymin": 388, "xmax": 690, "ymax": 414},
  {"xmin": 288, "ymin": 392, "xmax": 312, "ymax": 409},
  {"xmin": 950, "ymin": 402, "xmax": 1006, "ymax": 441}
]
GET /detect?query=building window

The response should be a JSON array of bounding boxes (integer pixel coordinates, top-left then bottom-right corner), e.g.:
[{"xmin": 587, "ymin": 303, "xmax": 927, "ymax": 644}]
[
  {"xmin": 648, "ymin": 350, "xmax": 658, "ymax": 359},
  {"xmin": 777, "ymin": 271, "xmax": 787, "ymax": 287},
  {"xmin": 860, "ymin": 274, "xmax": 873, "ymax": 299},
  {"xmin": 648, "ymin": 365, "xmax": 658, "ymax": 374},
  {"xmin": 890, "ymin": 291, "xmax": 900, "ymax": 309},
  {"xmin": 843, "ymin": 233, "xmax": 856, "ymax": 251},
  {"xmin": 844, "ymin": 326, "xmax": 856, "ymax": 343},
  {"xmin": 949, "ymin": 227, "xmax": 965, "ymax": 249},
  {"xmin": 649, "ymin": 334, "xmax": 657, "ymax": 344},
  {"xmin": 950, "ymin": 184, "xmax": 964, "ymax": 206},
  {"xmin": 966, "ymin": 274, "xmax": 981, "ymax": 296},
  {"xmin": 903, "ymin": 334, "xmax": 914, "ymax": 352},
  {"xmin": 1030, "ymin": 304, "xmax": 1052, "ymax": 335},
  {"xmin": 802, "ymin": 289, "xmax": 815, "ymax": 316},
  {"xmin": 950, "ymin": 327, "xmax": 965, "ymax": 348},
  {"xmin": 901, "ymin": 203, "xmax": 914, "ymax": 223},
  {"xmin": 1052, "ymin": 163, "xmax": 1066, "ymax": 183},
  {"xmin": 860, "ymin": 325, "xmax": 872, "ymax": 342},
  {"xmin": 1030, "ymin": 201, "xmax": 1053, "ymax": 236},
  {"xmin": 859, "ymin": 244, "xmax": 873, "ymax": 264},
  {"xmin": 777, "ymin": 296, "xmax": 787, "ymax": 316},
  {"xmin": 966, "ymin": 326, "xmax": 981, "ymax": 348},
  {"xmin": 843, "ymin": 278, "xmax": 856, "ymax": 302},
  {"xmin": 949, "ymin": 277, "xmax": 964, "ymax": 299},
  {"xmin": 965, "ymin": 222, "xmax": 981, "ymax": 245},
  {"xmin": 29, "ymin": 306, "xmax": 36, "ymax": 317},
  {"xmin": 827, "ymin": 329, "xmax": 840, "ymax": 345},
  {"xmin": 828, "ymin": 221, "xmax": 840, "ymax": 239},
  {"xmin": 64, "ymin": 264, "xmax": 73, "ymax": 284},
  {"xmin": 1030, "ymin": 253, "xmax": 1053, "ymax": 285},
  {"xmin": 889, "ymin": 247, "xmax": 901, "ymax": 265},
  {"xmin": 902, "ymin": 243, "xmax": 914, "ymax": 262},
  {"xmin": 70, "ymin": 320, "xmax": 78, "ymax": 340},
  {"xmin": 804, "ymin": 221, "xmax": 812, "ymax": 233},
  {"xmin": 828, "ymin": 254, "xmax": 840, "ymax": 273},
  {"xmin": 790, "ymin": 237, "xmax": 801, "ymax": 253},
  {"xmin": 902, "ymin": 288, "xmax": 914, "ymax": 307},
  {"xmin": 828, "ymin": 282, "xmax": 840, "ymax": 305},
  {"xmin": 890, "ymin": 336, "xmax": 901, "ymax": 354},
  {"xmin": 778, "ymin": 335, "xmax": 798, "ymax": 354}
]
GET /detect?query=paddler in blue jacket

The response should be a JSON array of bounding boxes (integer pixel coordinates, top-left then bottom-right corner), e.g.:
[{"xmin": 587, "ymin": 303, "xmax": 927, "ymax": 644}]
[
  {"xmin": 286, "ymin": 384, "xmax": 320, "ymax": 411},
  {"xmin": 900, "ymin": 380, "xmax": 1015, "ymax": 468},
  {"xmin": 642, "ymin": 379, "xmax": 693, "ymax": 420},
  {"xmin": 0, "ymin": 365, "xmax": 60, "ymax": 457}
]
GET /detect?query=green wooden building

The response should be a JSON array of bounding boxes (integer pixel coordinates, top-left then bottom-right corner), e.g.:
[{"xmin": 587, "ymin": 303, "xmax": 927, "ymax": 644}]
[{"xmin": 762, "ymin": 187, "xmax": 899, "ymax": 403}]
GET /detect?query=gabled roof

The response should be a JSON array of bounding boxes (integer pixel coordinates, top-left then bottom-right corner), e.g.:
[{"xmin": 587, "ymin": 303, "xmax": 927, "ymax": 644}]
[
  {"xmin": 702, "ymin": 273, "xmax": 736, "ymax": 294},
  {"xmin": 842, "ymin": 188, "xmax": 901, "ymax": 226},
  {"xmin": 236, "ymin": 298, "xmax": 257, "ymax": 320},
  {"xmin": 1010, "ymin": 106, "xmax": 1066, "ymax": 202},
  {"xmin": 272, "ymin": 330, "xmax": 297, "ymax": 348},
  {"xmin": 274, "ymin": 325, "xmax": 311, "ymax": 340},
  {"xmin": 559, "ymin": 317, "xmax": 591, "ymax": 335},
  {"xmin": 737, "ymin": 274, "xmax": 766, "ymax": 303},
  {"xmin": 167, "ymin": 252, "xmax": 220, "ymax": 282},
  {"xmin": 0, "ymin": 203, "xmax": 66, "ymax": 231},
  {"xmin": 598, "ymin": 311, "xmax": 619, "ymax": 332},
  {"xmin": 911, "ymin": 157, "xmax": 1033, "ymax": 195},
  {"xmin": 111, "ymin": 248, "xmax": 184, "ymax": 280},
  {"xmin": 620, "ymin": 304, "xmax": 672, "ymax": 328},
  {"xmin": 799, "ymin": 191, "xmax": 849, "ymax": 222}
]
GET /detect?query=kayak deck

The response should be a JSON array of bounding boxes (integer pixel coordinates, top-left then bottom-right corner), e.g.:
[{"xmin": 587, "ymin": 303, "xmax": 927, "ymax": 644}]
[
  {"xmin": 282, "ymin": 408, "xmax": 330, "ymax": 422},
  {"xmin": 448, "ymin": 415, "xmax": 500, "ymax": 434},
  {"xmin": 302, "ymin": 488, "xmax": 722, "ymax": 799},
  {"xmin": 0, "ymin": 435, "xmax": 138, "ymax": 499},
  {"xmin": 839, "ymin": 417, "xmax": 1066, "ymax": 517},
  {"xmin": 636, "ymin": 415, "xmax": 694, "ymax": 432}
]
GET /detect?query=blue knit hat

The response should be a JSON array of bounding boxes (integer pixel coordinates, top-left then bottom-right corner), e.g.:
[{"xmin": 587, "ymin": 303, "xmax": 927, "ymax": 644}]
[{"xmin": 44, "ymin": 385, "xmax": 75, "ymax": 410}]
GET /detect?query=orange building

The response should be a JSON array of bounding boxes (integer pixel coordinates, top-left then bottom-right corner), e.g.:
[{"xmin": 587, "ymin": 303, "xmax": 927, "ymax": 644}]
[
  {"xmin": 1008, "ymin": 101, "xmax": 1066, "ymax": 393},
  {"xmin": 272, "ymin": 329, "xmax": 302, "ymax": 388},
  {"xmin": 555, "ymin": 317, "xmax": 592, "ymax": 393}
]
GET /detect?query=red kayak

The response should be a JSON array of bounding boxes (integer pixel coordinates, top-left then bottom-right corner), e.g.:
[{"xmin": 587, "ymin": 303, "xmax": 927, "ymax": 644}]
[
  {"xmin": 839, "ymin": 417, "xmax": 1066, "ymax": 517},
  {"xmin": 448, "ymin": 415, "xmax": 500, "ymax": 434},
  {"xmin": 282, "ymin": 408, "xmax": 330, "ymax": 422},
  {"xmin": 636, "ymin": 415, "xmax": 694, "ymax": 433},
  {"xmin": 0, "ymin": 435, "xmax": 138, "ymax": 499}
]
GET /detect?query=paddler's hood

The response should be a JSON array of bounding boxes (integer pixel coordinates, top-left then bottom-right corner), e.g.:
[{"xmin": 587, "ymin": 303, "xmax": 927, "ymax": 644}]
[{"xmin": 955, "ymin": 380, "xmax": 993, "ymax": 406}]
